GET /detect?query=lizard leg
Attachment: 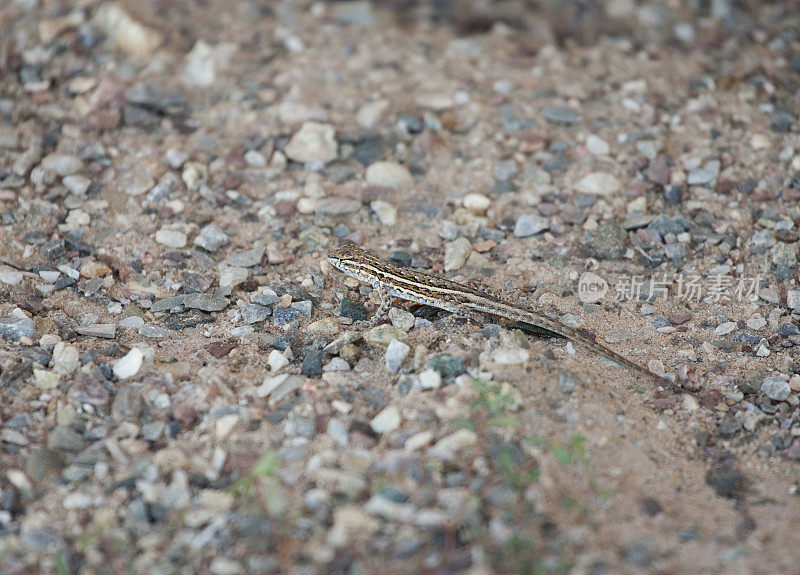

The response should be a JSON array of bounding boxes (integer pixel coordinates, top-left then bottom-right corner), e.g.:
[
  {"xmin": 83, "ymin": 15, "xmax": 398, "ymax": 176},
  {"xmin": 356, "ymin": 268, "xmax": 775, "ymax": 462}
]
[{"xmin": 367, "ymin": 282, "xmax": 393, "ymax": 326}]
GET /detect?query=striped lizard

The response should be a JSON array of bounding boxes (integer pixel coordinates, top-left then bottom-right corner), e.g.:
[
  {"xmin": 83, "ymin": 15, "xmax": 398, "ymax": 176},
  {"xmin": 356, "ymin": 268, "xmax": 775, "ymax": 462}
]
[{"xmin": 326, "ymin": 243, "xmax": 673, "ymax": 386}]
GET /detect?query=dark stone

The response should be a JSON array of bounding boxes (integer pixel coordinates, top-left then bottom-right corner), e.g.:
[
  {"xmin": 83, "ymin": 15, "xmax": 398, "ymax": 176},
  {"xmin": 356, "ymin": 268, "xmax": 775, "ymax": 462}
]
[
  {"xmin": 353, "ymin": 136, "xmax": 386, "ymax": 166},
  {"xmin": 489, "ymin": 181, "xmax": 516, "ymax": 194},
  {"xmin": 396, "ymin": 376, "xmax": 415, "ymax": 396},
  {"xmin": 705, "ymin": 461, "xmax": 747, "ymax": 499},
  {"xmin": 301, "ymin": 349, "xmax": 324, "ymax": 377},
  {"xmin": 640, "ymin": 497, "xmax": 662, "ymax": 516},
  {"xmin": 776, "ymin": 323, "xmax": 800, "ymax": 337},
  {"xmin": 648, "ymin": 214, "xmax": 685, "ymax": 237},
  {"xmin": 378, "ymin": 485, "xmax": 410, "ymax": 503},
  {"xmin": 165, "ymin": 309, "xmax": 213, "ymax": 330},
  {"xmin": 25, "ymin": 448, "xmax": 65, "ymax": 482},
  {"xmin": 206, "ymin": 341, "xmax": 237, "ymax": 358},
  {"xmin": 125, "ymin": 82, "xmax": 186, "ymax": 115},
  {"xmin": 622, "ymin": 540, "xmax": 652, "ymax": 567},
  {"xmin": 583, "ymin": 223, "xmax": 627, "ymax": 260},
  {"xmin": 770, "ymin": 110, "xmax": 795, "ymax": 133},
  {"xmin": 664, "ymin": 185, "xmax": 683, "ymax": 204},
  {"xmin": 272, "ymin": 336, "xmax": 291, "ymax": 351},
  {"xmin": 339, "ymin": 298, "xmax": 367, "ymax": 322},
  {"xmin": 399, "ymin": 114, "xmax": 423, "ymax": 134},
  {"xmin": 542, "ymin": 105, "xmax": 581, "ymax": 125},
  {"xmin": 150, "ymin": 295, "xmax": 186, "ymax": 313},
  {"xmin": 53, "ymin": 276, "xmax": 77, "ymax": 291},
  {"xmin": 360, "ymin": 385, "xmax": 387, "ymax": 409},
  {"xmin": 273, "ymin": 307, "xmax": 300, "ymax": 326},
  {"xmin": 429, "ymin": 353, "xmax": 465, "ymax": 377},
  {"xmin": 43, "ymin": 239, "xmax": 65, "ymax": 260},
  {"xmin": 718, "ymin": 417, "xmax": 742, "ymax": 436},
  {"xmin": 738, "ymin": 179, "xmax": 758, "ymax": 194},
  {"xmin": 389, "ymin": 251, "xmax": 412, "ymax": 267},
  {"xmin": 180, "ymin": 272, "xmax": 212, "ymax": 294}
]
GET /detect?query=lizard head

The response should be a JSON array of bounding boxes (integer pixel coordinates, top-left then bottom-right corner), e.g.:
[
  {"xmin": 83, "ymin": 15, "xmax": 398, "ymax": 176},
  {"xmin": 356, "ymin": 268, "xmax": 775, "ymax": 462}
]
[{"xmin": 326, "ymin": 244, "xmax": 382, "ymax": 285}]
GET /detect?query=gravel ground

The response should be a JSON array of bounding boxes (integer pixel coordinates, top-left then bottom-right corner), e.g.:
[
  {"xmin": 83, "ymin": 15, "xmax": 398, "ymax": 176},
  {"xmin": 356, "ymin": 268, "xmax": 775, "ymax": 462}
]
[{"xmin": 2, "ymin": 1, "xmax": 800, "ymax": 573}]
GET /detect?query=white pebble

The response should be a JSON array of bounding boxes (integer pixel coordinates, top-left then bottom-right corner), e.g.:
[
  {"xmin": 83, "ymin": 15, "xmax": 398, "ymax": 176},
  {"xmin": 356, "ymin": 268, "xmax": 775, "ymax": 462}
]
[
  {"xmin": 155, "ymin": 229, "xmax": 187, "ymax": 249},
  {"xmin": 585, "ymin": 134, "xmax": 610, "ymax": 155},
  {"xmin": 268, "ymin": 349, "xmax": 289, "ymax": 372},
  {"xmin": 463, "ymin": 193, "xmax": 491, "ymax": 213},
  {"xmin": 113, "ymin": 348, "xmax": 144, "ymax": 379},
  {"xmin": 419, "ymin": 368, "xmax": 442, "ymax": 390},
  {"xmin": 365, "ymin": 161, "xmax": 413, "ymax": 190},
  {"xmin": 370, "ymin": 406, "xmax": 401, "ymax": 434},
  {"xmin": 370, "ymin": 200, "xmax": 397, "ymax": 226}
]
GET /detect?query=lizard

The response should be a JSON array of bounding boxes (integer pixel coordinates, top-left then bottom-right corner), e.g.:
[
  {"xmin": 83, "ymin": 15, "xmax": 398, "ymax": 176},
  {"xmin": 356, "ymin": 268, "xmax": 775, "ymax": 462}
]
[{"xmin": 325, "ymin": 243, "xmax": 675, "ymax": 387}]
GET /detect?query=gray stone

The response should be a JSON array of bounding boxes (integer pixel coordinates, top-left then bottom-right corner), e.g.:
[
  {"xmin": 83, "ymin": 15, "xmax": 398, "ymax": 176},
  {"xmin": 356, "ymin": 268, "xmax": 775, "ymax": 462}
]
[
  {"xmin": 751, "ymin": 229, "xmax": 776, "ymax": 249},
  {"xmin": 150, "ymin": 295, "xmax": 186, "ymax": 312},
  {"xmin": 47, "ymin": 425, "xmax": 85, "ymax": 452},
  {"xmin": 112, "ymin": 384, "xmax": 143, "ymax": 421},
  {"xmin": 138, "ymin": 324, "xmax": 169, "ymax": 338},
  {"xmin": 771, "ymin": 242, "xmax": 797, "ymax": 268},
  {"xmin": 273, "ymin": 307, "xmax": 300, "ymax": 326},
  {"xmin": 687, "ymin": 168, "xmax": 716, "ymax": 186},
  {"xmin": 41, "ymin": 153, "xmax": 83, "ymax": 176},
  {"xmin": 762, "ymin": 376, "xmax": 791, "ymax": 401},
  {"xmin": 224, "ymin": 245, "xmax": 265, "ymax": 267},
  {"xmin": 241, "ymin": 304, "xmax": 270, "ymax": 324},
  {"xmin": 583, "ymin": 223, "xmax": 627, "ymax": 260},
  {"xmin": 194, "ymin": 224, "xmax": 230, "ymax": 252},
  {"xmin": 385, "ymin": 339, "xmax": 410, "ymax": 373},
  {"xmin": 25, "ymin": 448, "xmax": 65, "ymax": 482},
  {"xmin": 74, "ymin": 323, "xmax": 117, "ymax": 338},
  {"xmin": 184, "ymin": 293, "xmax": 229, "ymax": 311},
  {"xmin": 0, "ymin": 311, "xmax": 34, "ymax": 341},
  {"xmin": 290, "ymin": 300, "xmax": 313, "ymax": 317},
  {"xmin": 513, "ymin": 214, "xmax": 549, "ymax": 237},
  {"xmin": 251, "ymin": 292, "xmax": 281, "ymax": 306},
  {"xmin": 493, "ymin": 159, "xmax": 518, "ymax": 182},
  {"xmin": 648, "ymin": 214, "xmax": 685, "ymax": 237},
  {"xmin": 558, "ymin": 370, "xmax": 582, "ymax": 395},
  {"xmin": 543, "ymin": 106, "xmax": 581, "ymax": 125}
]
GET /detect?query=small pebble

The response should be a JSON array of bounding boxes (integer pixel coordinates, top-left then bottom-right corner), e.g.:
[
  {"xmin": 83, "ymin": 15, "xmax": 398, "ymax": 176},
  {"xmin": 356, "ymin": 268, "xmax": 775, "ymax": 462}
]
[
  {"xmin": 585, "ymin": 134, "xmax": 610, "ymax": 155},
  {"xmin": 40, "ymin": 153, "xmax": 83, "ymax": 176},
  {"xmin": 113, "ymin": 348, "xmax": 144, "ymax": 379},
  {"xmin": 370, "ymin": 200, "xmax": 397, "ymax": 226},
  {"xmin": 0, "ymin": 309, "xmax": 35, "ymax": 341},
  {"xmin": 575, "ymin": 172, "xmax": 622, "ymax": 196},
  {"xmin": 268, "ymin": 349, "xmax": 290, "ymax": 372},
  {"xmin": 543, "ymin": 106, "xmax": 581, "ymax": 125},
  {"xmin": 762, "ymin": 376, "xmax": 791, "ymax": 401},
  {"xmin": 384, "ymin": 339, "xmax": 410, "ymax": 373},
  {"xmin": 444, "ymin": 238, "xmax": 472, "ymax": 271},
  {"xmin": 365, "ymin": 161, "xmax": 413, "ymax": 190},
  {"xmin": 155, "ymin": 229, "xmax": 187, "ymax": 249},
  {"xmin": 419, "ymin": 368, "xmax": 442, "ymax": 390},
  {"xmin": 714, "ymin": 322, "xmax": 736, "ymax": 336},
  {"xmin": 388, "ymin": 308, "xmax": 415, "ymax": 331},
  {"xmin": 370, "ymin": 406, "xmax": 401, "ymax": 434},
  {"xmin": 194, "ymin": 225, "xmax": 230, "ymax": 252},
  {"xmin": 513, "ymin": 214, "xmax": 549, "ymax": 237},
  {"xmin": 284, "ymin": 121, "xmax": 337, "ymax": 164},
  {"xmin": 63, "ymin": 174, "xmax": 90, "ymax": 195}
]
